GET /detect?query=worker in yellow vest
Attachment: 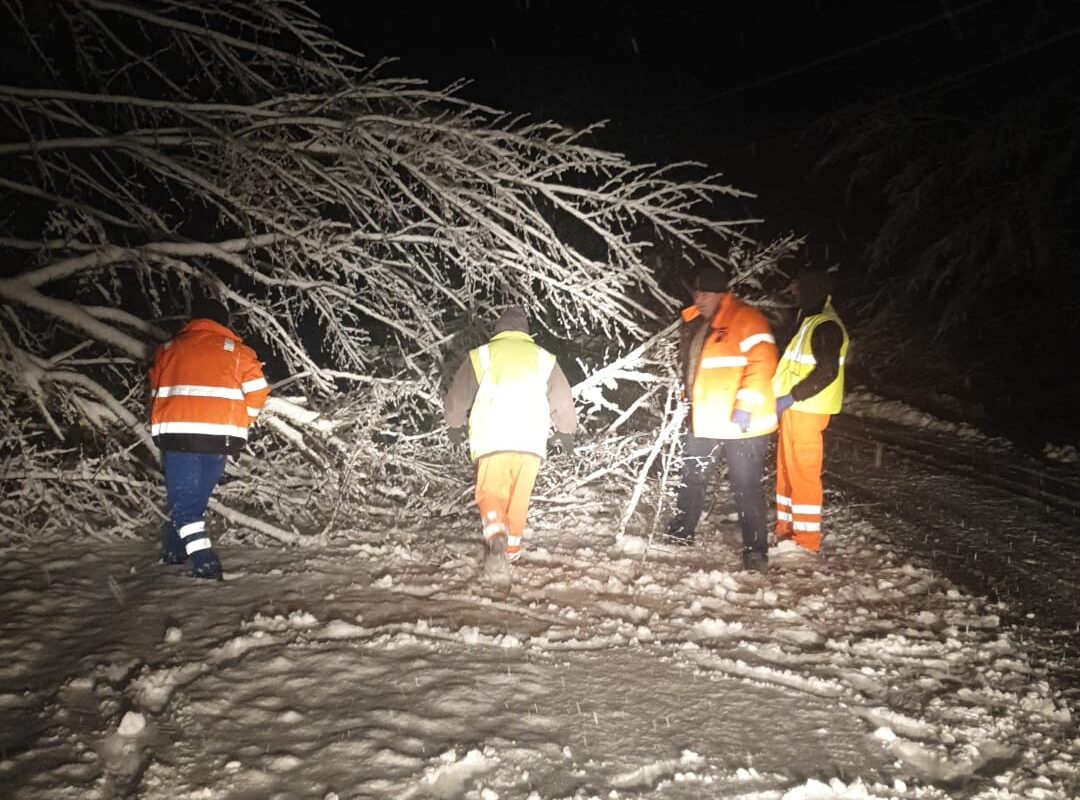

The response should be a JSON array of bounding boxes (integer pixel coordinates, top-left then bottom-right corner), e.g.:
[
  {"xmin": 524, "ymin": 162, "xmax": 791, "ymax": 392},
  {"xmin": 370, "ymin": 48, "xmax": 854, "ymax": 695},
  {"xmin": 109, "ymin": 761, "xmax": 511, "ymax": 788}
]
[
  {"xmin": 772, "ymin": 266, "xmax": 849, "ymax": 553},
  {"xmin": 443, "ymin": 306, "xmax": 578, "ymax": 582}
]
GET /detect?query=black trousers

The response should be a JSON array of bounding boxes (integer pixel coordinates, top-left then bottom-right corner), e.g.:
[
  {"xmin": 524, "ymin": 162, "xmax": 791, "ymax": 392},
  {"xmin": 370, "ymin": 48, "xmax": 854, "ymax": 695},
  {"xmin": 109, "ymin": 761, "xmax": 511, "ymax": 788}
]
[{"xmin": 667, "ymin": 433, "xmax": 769, "ymax": 554}]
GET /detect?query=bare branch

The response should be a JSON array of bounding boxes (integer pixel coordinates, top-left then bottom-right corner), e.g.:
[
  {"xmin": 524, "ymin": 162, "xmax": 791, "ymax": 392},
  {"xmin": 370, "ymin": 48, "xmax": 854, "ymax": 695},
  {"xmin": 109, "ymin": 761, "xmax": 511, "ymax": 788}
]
[{"xmin": 0, "ymin": 0, "xmax": 782, "ymax": 547}]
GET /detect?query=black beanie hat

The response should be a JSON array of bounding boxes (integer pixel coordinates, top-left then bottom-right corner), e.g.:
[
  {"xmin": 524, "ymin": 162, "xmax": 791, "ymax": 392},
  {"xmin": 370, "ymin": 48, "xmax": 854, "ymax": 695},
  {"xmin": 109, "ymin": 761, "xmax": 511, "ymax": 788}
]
[
  {"xmin": 492, "ymin": 305, "xmax": 530, "ymax": 334},
  {"xmin": 795, "ymin": 266, "xmax": 834, "ymax": 313},
  {"xmin": 693, "ymin": 269, "xmax": 728, "ymax": 293},
  {"xmin": 192, "ymin": 294, "xmax": 231, "ymax": 327}
]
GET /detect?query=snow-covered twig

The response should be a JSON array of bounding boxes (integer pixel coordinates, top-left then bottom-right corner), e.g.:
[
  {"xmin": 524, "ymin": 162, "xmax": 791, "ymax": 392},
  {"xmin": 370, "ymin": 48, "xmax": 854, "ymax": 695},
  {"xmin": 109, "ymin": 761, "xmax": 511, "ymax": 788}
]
[{"xmin": 0, "ymin": 0, "xmax": 785, "ymax": 544}]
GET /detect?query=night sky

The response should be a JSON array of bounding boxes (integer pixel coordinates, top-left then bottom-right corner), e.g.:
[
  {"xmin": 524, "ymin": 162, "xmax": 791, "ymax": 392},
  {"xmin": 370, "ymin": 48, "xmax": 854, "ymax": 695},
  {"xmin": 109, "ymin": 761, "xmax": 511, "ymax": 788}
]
[{"xmin": 307, "ymin": 0, "xmax": 1078, "ymax": 248}]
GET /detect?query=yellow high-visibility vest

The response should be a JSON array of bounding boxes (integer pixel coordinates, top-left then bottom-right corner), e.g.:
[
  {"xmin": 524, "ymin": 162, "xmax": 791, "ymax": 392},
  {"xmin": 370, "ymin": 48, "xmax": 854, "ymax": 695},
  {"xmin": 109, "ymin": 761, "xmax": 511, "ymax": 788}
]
[
  {"xmin": 468, "ymin": 331, "xmax": 556, "ymax": 460},
  {"xmin": 773, "ymin": 298, "xmax": 849, "ymax": 415}
]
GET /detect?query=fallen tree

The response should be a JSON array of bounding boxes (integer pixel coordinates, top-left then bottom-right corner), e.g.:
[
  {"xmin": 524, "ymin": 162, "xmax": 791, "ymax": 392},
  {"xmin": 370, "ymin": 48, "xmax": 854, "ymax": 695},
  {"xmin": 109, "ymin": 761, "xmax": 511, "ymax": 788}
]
[{"xmin": 0, "ymin": 0, "xmax": 791, "ymax": 546}]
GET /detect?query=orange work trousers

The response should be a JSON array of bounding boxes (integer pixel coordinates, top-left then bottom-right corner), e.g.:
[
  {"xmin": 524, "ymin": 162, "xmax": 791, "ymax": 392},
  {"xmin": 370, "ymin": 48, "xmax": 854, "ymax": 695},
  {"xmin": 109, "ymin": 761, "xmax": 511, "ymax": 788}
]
[
  {"xmin": 475, "ymin": 451, "xmax": 541, "ymax": 560},
  {"xmin": 775, "ymin": 409, "xmax": 831, "ymax": 552}
]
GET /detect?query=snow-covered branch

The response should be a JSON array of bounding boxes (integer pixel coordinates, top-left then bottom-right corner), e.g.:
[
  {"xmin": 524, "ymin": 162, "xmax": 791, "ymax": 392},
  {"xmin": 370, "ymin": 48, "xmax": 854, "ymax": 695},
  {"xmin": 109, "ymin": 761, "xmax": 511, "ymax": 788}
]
[{"xmin": 0, "ymin": 0, "xmax": 782, "ymax": 545}]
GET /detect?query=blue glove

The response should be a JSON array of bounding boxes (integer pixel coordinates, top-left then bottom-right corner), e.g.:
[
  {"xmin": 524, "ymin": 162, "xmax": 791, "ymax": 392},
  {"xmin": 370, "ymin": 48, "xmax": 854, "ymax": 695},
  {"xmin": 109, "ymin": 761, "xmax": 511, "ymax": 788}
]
[
  {"xmin": 731, "ymin": 408, "xmax": 751, "ymax": 433},
  {"xmin": 447, "ymin": 427, "xmax": 466, "ymax": 447},
  {"xmin": 776, "ymin": 394, "xmax": 795, "ymax": 417}
]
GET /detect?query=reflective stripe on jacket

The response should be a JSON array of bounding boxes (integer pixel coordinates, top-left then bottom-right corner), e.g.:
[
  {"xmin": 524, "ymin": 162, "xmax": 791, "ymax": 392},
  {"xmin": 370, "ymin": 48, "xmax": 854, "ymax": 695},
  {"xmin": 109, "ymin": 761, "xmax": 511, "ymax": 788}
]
[
  {"xmin": 149, "ymin": 319, "xmax": 270, "ymax": 452},
  {"xmin": 773, "ymin": 298, "xmax": 849, "ymax": 414},
  {"xmin": 467, "ymin": 331, "xmax": 556, "ymax": 460},
  {"xmin": 683, "ymin": 294, "xmax": 779, "ymax": 439}
]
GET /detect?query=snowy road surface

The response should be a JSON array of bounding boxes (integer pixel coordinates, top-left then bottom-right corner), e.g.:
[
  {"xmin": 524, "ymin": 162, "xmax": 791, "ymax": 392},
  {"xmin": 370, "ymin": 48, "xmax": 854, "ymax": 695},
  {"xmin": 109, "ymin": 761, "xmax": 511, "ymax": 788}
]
[
  {"xmin": 833, "ymin": 395, "xmax": 1080, "ymax": 690},
  {"xmin": 2, "ymin": 395, "xmax": 1079, "ymax": 799}
]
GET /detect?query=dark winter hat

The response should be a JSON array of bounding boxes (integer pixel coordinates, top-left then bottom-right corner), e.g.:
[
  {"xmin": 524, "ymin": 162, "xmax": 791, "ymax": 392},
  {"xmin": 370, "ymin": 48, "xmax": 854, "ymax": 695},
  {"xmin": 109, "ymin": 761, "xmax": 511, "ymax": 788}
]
[
  {"xmin": 192, "ymin": 294, "xmax": 231, "ymax": 328},
  {"xmin": 693, "ymin": 268, "xmax": 728, "ymax": 294},
  {"xmin": 794, "ymin": 266, "xmax": 835, "ymax": 312},
  {"xmin": 492, "ymin": 305, "xmax": 530, "ymax": 335}
]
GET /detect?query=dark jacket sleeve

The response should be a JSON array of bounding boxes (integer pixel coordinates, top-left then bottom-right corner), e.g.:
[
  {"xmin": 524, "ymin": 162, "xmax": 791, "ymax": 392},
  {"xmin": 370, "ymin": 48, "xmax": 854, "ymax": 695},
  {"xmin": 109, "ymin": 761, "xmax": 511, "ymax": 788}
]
[
  {"xmin": 790, "ymin": 321, "xmax": 843, "ymax": 402},
  {"xmin": 547, "ymin": 362, "xmax": 578, "ymax": 434},
  {"xmin": 442, "ymin": 357, "xmax": 479, "ymax": 428},
  {"xmin": 679, "ymin": 315, "xmax": 708, "ymax": 397}
]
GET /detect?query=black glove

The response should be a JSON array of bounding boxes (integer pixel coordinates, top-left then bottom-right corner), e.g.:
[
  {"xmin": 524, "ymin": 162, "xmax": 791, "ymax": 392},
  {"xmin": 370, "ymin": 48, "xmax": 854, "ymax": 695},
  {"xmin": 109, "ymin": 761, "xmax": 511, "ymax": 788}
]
[
  {"xmin": 554, "ymin": 432, "xmax": 575, "ymax": 454},
  {"xmin": 448, "ymin": 427, "xmax": 466, "ymax": 447}
]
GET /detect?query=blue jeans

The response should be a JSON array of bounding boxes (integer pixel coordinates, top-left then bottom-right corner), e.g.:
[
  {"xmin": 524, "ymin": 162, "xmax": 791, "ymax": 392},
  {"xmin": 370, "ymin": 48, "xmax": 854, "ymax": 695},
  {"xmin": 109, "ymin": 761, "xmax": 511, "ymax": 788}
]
[
  {"xmin": 162, "ymin": 451, "xmax": 226, "ymax": 559},
  {"xmin": 667, "ymin": 434, "xmax": 769, "ymax": 554}
]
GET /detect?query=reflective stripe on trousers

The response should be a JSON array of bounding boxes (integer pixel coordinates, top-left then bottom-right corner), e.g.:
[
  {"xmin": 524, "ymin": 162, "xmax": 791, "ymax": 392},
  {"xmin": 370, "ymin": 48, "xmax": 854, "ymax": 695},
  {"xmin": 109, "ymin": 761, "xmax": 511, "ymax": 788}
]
[
  {"xmin": 775, "ymin": 409, "xmax": 830, "ymax": 552},
  {"xmin": 163, "ymin": 450, "xmax": 226, "ymax": 556},
  {"xmin": 475, "ymin": 452, "xmax": 541, "ymax": 558}
]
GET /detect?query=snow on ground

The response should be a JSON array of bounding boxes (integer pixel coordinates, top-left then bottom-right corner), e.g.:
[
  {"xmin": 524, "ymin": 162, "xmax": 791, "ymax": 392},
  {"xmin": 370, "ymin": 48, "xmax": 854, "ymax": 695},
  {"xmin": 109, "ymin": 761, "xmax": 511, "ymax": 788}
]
[
  {"xmin": 3, "ymin": 390, "xmax": 1080, "ymax": 798},
  {"xmin": 1043, "ymin": 444, "xmax": 1079, "ymax": 465},
  {"xmin": 2, "ymin": 480, "xmax": 1079, "ymax": 799},
  {"xmin": 846, "ymin": 387, "xmax": 1080, "ymax": 466},
  {"xmin": 827, "ymin": 390, "xmax": 1080, "ymax": 668},
  {"xmin": 843, "ymin": 390, "xmax": 994, "ymax": 444}
]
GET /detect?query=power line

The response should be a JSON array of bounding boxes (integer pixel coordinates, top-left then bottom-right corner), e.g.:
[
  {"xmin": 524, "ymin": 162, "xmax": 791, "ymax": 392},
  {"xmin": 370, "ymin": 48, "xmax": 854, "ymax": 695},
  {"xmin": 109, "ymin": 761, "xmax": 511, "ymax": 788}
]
[{"xmin": 639, "ymin": 0, "xmax": 1001, "ymax": 122}]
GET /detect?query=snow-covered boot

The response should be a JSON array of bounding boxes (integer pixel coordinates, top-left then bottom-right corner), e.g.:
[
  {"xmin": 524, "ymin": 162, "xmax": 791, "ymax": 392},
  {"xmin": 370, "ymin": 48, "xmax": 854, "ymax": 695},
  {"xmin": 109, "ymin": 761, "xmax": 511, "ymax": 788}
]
[
  {"xmin": 482, "ymin": 533, "xmax": 510, "ymax": 586},
  {"xmin": 190, "ymin": 549, "xmax": 223, "ymax": 581}
]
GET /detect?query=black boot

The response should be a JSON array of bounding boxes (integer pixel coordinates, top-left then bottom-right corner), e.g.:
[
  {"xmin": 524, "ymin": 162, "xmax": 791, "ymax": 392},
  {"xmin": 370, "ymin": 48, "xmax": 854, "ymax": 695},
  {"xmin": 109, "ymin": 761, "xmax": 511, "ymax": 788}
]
[
  {"xmin": 161, "ymin": 522, "xmax": 186, "ymax": 565},
  {"xmin": 742, "ymin": 549, "xmax": 768, "ymax": 574},
  {"xmin": 190, "ymin": 549, "xmax": 223, "ymax": 581}
]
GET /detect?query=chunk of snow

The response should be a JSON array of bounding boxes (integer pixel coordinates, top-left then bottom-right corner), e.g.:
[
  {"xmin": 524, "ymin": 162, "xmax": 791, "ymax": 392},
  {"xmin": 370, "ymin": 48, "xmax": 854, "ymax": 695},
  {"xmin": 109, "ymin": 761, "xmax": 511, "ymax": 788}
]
[
  {"xmin": 319, "ymin": 620, "xmax": 367, "ymax": 639},
  {"xmin": 616, "ymin": 535, "xmax": 648, "ymax": 555},
  {"xmin": 1042, "ymin": 443, "xmax": 1079, "ymax": 463},
  {"xmin": 117, "ymin": 711, "xmax": 146, "ymax": 737},
  {"xmin": 781, "ymin": 776, "xmax": 870, "ymax": 799}
]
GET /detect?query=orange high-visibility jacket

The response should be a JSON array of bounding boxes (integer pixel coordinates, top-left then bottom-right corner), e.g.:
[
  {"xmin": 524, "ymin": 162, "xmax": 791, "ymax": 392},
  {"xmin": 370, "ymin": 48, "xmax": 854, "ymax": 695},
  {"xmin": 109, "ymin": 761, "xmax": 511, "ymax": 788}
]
[
  {"xmin": 149, "ymin": 319, "xmax": 270, "ymax": 454},
  {"xmin": 681, "ymin": 294, "xmax": 779, "ymax": 439}
]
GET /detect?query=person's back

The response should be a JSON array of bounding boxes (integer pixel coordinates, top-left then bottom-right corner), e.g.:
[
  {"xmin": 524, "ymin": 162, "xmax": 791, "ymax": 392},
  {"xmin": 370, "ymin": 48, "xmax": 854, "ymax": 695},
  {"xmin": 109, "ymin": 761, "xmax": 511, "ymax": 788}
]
[
  {"xmin": 151, "ymin": 319, "xmax": 266, "ymax": 453},
  {"xmin": 149, "ymin": 298, "xmax": 269, "ymax": 580},
  {"xmin": 467, "ymin": 329, "xmax": 555, "ymax": 461},
  {"xmin": 443, "ymin": 305, "xmax": 577, "ymax": 578}
]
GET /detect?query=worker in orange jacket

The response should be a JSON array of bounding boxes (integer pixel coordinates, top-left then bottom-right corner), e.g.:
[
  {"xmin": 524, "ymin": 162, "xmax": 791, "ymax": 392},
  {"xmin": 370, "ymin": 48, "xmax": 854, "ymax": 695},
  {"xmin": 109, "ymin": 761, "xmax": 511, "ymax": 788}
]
[
  {"xmin": 773, "ymin": 266, "xmax": 849, "ymax": 553},
  {"xmin": 667, "ymin": 269, "xmax": 779, "ymax": 573},
  {"xmin": 149, "ymin": 296, "xmax": 270, "ymax": 580}
]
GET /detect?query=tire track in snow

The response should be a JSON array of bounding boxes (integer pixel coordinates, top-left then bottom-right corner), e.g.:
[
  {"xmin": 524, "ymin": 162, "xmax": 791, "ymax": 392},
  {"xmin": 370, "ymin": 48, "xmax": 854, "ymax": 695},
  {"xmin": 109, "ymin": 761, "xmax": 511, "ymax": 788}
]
[
  {"xmin": 827, "ymin": 413, "xmax": 1080, "ymax": 692},
  {"xmin": 832, "ymin": 415, "xmax": 1080, "ymax": 515}
]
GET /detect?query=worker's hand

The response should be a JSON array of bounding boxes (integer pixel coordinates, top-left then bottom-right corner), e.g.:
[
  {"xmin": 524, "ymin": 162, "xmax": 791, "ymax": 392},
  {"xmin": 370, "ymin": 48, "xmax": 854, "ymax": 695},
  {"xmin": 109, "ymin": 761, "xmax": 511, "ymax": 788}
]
[
  {"xmin": 775, "ymin": 394, "xmax": 795, "ymax": 417},
  {"xmin": 731, "ymin": 408, "xmax": 751, "ymax": 433},
  {"xmin": 554, "ymin": 432, "xmax": 575, "ymax": 455},
  {"xmin": 447, "ymin": 427, "xmax": 466, "ymax": 447}
]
